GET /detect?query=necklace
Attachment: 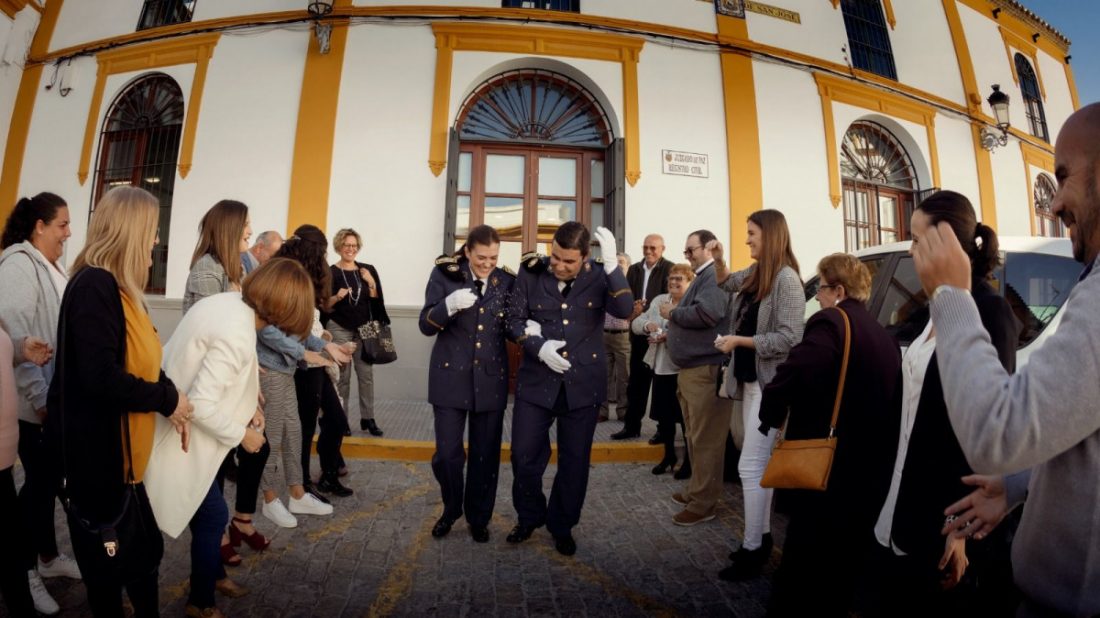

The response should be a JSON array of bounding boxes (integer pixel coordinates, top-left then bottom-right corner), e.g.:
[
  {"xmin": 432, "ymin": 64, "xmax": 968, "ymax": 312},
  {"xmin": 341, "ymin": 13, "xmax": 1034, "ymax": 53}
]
[{"xmin": 340, "ymin": 267, "xmax": 361, "ymax": 306}]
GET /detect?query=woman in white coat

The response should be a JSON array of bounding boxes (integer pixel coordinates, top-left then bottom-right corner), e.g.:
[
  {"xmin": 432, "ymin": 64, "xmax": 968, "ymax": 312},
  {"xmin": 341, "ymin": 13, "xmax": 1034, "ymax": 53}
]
[{"xmin": 146, "ymin": 258, "xmax": 314, "ymax": 617}]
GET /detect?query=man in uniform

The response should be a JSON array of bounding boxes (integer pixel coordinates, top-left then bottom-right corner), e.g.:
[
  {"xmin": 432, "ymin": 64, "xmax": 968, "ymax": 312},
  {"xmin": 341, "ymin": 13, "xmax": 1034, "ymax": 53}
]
[
  {"xmin": 419, "ymin": 225, "xmax": 515, "ymax": 543},
  {"xmin": 506, "ymin": 222, "xmax": 633, "ymax": 555}
]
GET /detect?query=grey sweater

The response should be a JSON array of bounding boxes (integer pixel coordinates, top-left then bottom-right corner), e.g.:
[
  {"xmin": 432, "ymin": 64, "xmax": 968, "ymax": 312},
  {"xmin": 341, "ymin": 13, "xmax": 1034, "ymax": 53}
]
[
  {"xmin": 930, "ymin": 255, "xmax": 1100, "ymax": 615},
  {"xmin": 667, "ymin": 262, "xmax": 730, "ymax": 368},
  {"xmin": 0, "ymin": 242, "xmax": 63, "ymax": 424}
]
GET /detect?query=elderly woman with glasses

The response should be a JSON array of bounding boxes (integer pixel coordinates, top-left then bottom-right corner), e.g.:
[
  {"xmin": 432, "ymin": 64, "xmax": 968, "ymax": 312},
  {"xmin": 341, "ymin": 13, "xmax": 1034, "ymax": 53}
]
[
  {"xmin": 755, "ymin": 253, "xmax": 902, "ymax": 617},
  {"xmin": 327, "ymin": 229, "xmax": 388, "ymax": 437}
]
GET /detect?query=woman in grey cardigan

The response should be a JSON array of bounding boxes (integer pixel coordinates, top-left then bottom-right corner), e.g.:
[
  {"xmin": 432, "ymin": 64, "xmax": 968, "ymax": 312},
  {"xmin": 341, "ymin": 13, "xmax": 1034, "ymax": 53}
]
[
  {"xmin": 0, "ymin": 192, "xmax": 82, "ymax": 613},
  {"xmin": 711, "ymin": 209, "xmax": 805, "ymax": 582}
]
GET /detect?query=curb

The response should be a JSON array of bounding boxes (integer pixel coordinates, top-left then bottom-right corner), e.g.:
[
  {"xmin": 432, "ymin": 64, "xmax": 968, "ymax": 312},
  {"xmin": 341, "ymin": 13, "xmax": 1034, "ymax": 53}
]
[{"xmin": 331, "ymin": 437, "xmax": 664, "ymax": 463}]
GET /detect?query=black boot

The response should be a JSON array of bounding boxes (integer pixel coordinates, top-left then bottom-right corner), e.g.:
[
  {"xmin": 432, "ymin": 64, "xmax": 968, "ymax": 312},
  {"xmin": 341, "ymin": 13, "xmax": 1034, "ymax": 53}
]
[
  {"xmin": 652, "ymin": 456, "xmax": 676, "ymax": 475},
  {"xmin": 720, "ymin": 533, "xmax": 773, "ymax": 581},
  {"xmin": 363, "ymin": 418, "xmax": 384, "ymax": 436},
  {"xmin": 673, "ymin": 456, "xmax": 692, "ymax": 480},
  {"xmin": 317, "ymin": 472, "xmax": 354, "ymax": 497}
]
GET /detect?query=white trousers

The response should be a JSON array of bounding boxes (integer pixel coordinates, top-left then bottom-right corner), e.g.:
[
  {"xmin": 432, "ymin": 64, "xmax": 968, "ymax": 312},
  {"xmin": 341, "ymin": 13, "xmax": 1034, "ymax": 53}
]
[{"xmin": 737, "ymin": 380, "xmax": 778, "ymax": 550}]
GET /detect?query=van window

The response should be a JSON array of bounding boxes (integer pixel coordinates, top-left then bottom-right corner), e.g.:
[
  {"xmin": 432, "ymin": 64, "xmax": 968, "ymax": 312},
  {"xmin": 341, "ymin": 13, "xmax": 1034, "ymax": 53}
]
[
  {"xmin": 877, "ymin": 256, "xmax": 928, "ymax": 345},
  {"xmin": 1002, "ymin": 252, "xmax": 1080, "ymax": 347}
]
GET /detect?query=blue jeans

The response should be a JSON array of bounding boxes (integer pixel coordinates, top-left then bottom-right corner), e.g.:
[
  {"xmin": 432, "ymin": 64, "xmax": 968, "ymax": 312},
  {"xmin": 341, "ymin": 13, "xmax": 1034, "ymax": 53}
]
[{"xmin": 187, "ymin": 480, "xmax": 228, "ymax": 609}]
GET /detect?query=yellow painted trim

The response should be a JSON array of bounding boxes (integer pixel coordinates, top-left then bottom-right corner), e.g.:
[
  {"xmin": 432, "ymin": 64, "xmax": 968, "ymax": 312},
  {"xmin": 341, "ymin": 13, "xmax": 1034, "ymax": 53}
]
[
  {"xmin": 942, "ymin": 0, "xmax": 997, "ymax": 228},
  {"xmin": 76, "ymin": 33, "xmax": 220, "ymax": 185},
  {"xmin": 1064, "ymin": 62, "xmax": 1080, "ymax": 111},
  {"xmin": 1019, "ymin": 141, "xmax": 1054, "ymax": 237},
  {"xmin": 286, "ymin": 11, "xmax": 351, "ymax": 235},
  {"xmin": 956, "ymin": 0, "xmax": 1069, "ymax": 56},
  {"xmin": 0, "ymin": 0, "xmax": 26, "ymax": 19},
  {"xmin": 0, "ymin": 0, "xmax": 61, "ymax": 219},
  {"xmin": 814, "ymin": 73, "xmax": 941, "ymax": 207},
  {"xmin": 882, "ymin": 0, "xmax": 896, "ymax": 30},
  {"xmin": 717, "ymin": 15, "xmax": 762, "ymax": 266},
  {"xmin": 999, "ymin": 27, "xmax": 1045, "ymax": 99},
  {"xmin": 970, "ymin": 122, "xmax": 998, "ymax": 228},
  {"xmin": 428, "ymin": 23, "xmax": 644, "ymax": 184},
  {"xmin": 336, "ymin": 436, "xmax": 663, "ymax": 463}
]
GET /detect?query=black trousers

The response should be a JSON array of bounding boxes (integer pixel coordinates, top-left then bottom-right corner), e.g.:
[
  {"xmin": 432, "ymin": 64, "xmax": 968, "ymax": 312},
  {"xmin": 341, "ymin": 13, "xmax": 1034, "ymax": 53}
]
[
  {"xmin": 215, "ymin": 442, "xmax": 269, "ymax": 515},
  {"xmin": 0, "ymin": 467, "xmax": 34, "ymax": 615},
  {"xmin": 622, "ymin": 335, "xmax": 654, "ymax": 432},
  {"xmin": 295, "ymin": 367, "xmax": 349, "ymax": 479},
  {"xmin": 431, "ymin": 406, "xmax": 505, "ymax": 527},
  {"xmin": 66, "ymin": 484, "xmax": 162, "ymax": 618},
  {"xmin": 652, "ymin": 373, "xmax": 685, "ymax": 463},
  {"xmin": 18, "ymin": 420, "xmax": 60, "ymax": 566},
  {"xmin": 511, "ymin": 387, "xmax": 599, "ymax": 537}
]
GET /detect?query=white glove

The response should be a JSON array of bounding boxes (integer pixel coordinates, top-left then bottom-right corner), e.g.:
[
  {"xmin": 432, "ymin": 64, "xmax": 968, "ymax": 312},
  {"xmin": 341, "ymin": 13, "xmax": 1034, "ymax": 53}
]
[
  {"xmin": 538, "ymin": 340, "xmax": 572, "ymax": 374},
  {"xmin": 524, "ymin": 319, "xmax": 543, "ymax": 338},
  {"xmin": 445, "ymin": 288, "xmax": 477, "ymax": 316},
  {"xmin": 594, "ymin": 226, "xmax": 618, "ymax": 274}
]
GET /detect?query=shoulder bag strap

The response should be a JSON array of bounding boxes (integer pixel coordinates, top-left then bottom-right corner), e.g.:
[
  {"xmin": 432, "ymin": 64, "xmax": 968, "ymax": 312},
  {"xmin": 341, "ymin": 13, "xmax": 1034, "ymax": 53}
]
[{"xmin": 775, "ymin": 305, "xmax": 852, "ymax": 442}]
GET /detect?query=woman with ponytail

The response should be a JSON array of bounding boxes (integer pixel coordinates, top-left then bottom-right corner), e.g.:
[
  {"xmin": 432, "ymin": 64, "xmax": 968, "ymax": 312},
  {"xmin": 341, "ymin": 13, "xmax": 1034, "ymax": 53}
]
[
  {"xmin": 860, "ymin": 190, "xmax": 1019, "ymax": 616},
  {"xmin": 0, "ymin": 192, "xmax": 79, "ymax": 614}
]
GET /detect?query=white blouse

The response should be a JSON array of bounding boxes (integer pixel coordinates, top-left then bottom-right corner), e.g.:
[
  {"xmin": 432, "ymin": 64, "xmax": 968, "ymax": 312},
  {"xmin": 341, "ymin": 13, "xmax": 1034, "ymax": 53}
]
[{"xmin": 874, "ymin": 319, "xmax": 936, "ymax": 555}]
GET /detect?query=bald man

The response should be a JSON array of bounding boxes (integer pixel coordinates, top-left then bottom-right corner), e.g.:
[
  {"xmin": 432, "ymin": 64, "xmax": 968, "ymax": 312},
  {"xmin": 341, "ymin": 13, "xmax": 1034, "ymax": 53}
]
[
  {"xmin": 242, "ymin": 230, "xmax": 284, "ymax": 274},
  {"xmin": 912, "ymin": 102, "xmax": 1100, "ymax": 616},
  {"xmin": 614, "ymin": 234, "xmax": 673, "ymax": 440}
]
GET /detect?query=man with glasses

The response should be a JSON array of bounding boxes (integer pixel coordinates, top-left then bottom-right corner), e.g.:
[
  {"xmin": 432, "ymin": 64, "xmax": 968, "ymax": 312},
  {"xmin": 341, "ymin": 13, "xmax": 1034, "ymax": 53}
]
[
  {"xmin": 613, "ymin": 234, "xmax": 673, "ymax": 440},
  {"xmin": 663, "ymin": 229, "xmax": 732, "ymax": 526}
]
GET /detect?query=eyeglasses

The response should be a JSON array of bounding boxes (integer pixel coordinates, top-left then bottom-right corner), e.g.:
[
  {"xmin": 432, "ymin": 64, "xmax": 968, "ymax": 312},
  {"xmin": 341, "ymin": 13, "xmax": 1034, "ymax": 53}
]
[
  {"xmin": 668, "ymin": 276, "xmax": 686, "ymax": 282},
  {"xmin": 643, "ymin": 245, "xmax": 661, "ymax": 251},
  {"xmin": 341, "ymin": 244, "xmax": 360, "ymax": 250},
  {"xmin": 682, "ymin": 246, "xmax": 702, "ymax": 257}
]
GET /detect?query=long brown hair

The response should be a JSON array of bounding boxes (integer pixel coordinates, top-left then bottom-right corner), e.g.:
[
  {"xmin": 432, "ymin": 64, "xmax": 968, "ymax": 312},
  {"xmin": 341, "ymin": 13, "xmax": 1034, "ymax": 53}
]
[
  {"xmin": 916, "ymin": 190, "xmax": 1000, "ymax": 279},
  {"xmin": 71, "ymin": 186, "xmax": 159, "ymax": 306},
  {"xmin": 742, "ymin": 209, "xmax": 800, "ymax": 299},
  {"xmin": 190, "ymin": 199, "xmax": 248, "ymax": 286}
]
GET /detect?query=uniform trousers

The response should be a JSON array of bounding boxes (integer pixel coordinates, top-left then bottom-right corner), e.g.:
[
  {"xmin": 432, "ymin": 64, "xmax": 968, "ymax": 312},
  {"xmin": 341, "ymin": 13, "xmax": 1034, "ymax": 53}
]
[
  {"xmin": 259, "ymin": 370, "xmax": 303, "ymax": 491},
  {"xmin": 676, "ymin": 364, "xmax": 733, "ymax": 516},
  {"xmin": 0, "ymin": 467, "xmax": 34, "ymax": 615},
  {"xmin": 328, "ymin": 322, "xmax": 375, "ymax": 422},
  {"xmin": 511, "ymin": 387, "xmax": 599, "ymax": 537},
  {"xmin": 431, "ymin": 406, "xmax": 505, "ymax": 527}
]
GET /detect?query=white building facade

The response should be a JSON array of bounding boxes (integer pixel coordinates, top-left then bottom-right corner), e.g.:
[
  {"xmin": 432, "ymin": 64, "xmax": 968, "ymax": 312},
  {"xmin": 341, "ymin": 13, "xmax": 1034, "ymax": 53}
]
[{"xmin": 0, "ymin": 0, "xmax": 1079, "ymax": 397}]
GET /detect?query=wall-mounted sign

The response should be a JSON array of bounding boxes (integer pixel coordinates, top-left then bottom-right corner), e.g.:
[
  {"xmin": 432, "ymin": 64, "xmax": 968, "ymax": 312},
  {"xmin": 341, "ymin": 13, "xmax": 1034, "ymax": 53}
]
[
  {"xmin": 662, "ymin": 150, "xmax": 709, "ymax": 178},
  {"xmin": 715, "ymin": 0, "xmax": 745, "ymax": 18},
  {"xmin": 745, "ymin": 1, "xmax": 800, "ymax": 24}
]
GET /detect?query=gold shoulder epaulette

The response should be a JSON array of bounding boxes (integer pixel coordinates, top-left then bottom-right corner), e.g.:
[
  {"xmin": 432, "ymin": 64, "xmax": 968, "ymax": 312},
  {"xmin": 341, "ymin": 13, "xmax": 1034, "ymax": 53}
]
[
  {"xmin": 521, "ymin": 252, "xmax": 548, "ymax": 274},
  {"xmin": 434, "ymin": 254, "xmax": 464, "ymax": 281}
]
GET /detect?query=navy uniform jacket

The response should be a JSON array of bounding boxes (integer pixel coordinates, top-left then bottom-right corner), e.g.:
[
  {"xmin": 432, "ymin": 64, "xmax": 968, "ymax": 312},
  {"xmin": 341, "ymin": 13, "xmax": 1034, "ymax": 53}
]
[
  {"xmin": 506, "ymin": 256, "xmax": 633, "ymax": 410},
  {"xmin": 419, "ymin": 257, "xmax": 515, "ymax": 412}
]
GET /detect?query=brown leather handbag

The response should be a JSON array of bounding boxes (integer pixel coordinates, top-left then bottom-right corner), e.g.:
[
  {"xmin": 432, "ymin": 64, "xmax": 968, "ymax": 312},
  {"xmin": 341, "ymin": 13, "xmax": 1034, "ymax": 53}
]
[{"xmin": 760, "ymin": 306, "xmax": 851, "ymax": 491}]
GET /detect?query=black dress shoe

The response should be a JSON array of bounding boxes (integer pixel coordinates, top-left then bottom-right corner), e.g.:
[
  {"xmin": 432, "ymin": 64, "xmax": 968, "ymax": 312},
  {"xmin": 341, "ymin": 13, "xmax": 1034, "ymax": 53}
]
[
  {"xmin": 506, "ymin": 523, "xmax": 541, "ymax": 544},
  {"xmin": 318, "ymin": 473, "xmax": 354, "ymax": 497},
  {"xmin": 610, "ymin": 428, "xmax": 640, "ymax": 440},
  {"xmin": 469, "ymin": 525, "xmax": 489, "ymax": 543},
  {"xmin": 651, "ymin": 457, "xmax": 676, "ymax": 475},
  {"xmin": 553, "ymin": 534, "xmax": 576, "ymax": 556},
  {"xmin": 673, "ymin": 460, "xmax": 692, "ymax": 480},
  {"xmin": 432, "ymin": 516, "xmax": 455, "ymax": 538},
  {"xmin": 727, "ymin": 532, "xmax": 773, "ymax": 564},
  {"xmin": 648, "ymin": 433, "xmax": 664, "ymax": 445},
  {"xmin": 364, "ymin": 419, "xmax": 384, "ymax": 436},
  {"xmin": 303, "ymin": 482, "xmax": 331, "ymax": 504}
]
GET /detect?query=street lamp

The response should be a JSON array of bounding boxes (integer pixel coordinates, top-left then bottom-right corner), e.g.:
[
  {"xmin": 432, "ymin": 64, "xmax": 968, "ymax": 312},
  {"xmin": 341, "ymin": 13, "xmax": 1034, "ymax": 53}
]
[
  {"xmin": 981, "ymin": 84, "xmax": 1011, "ymax": 151},
  {"xmin": 308, "ymin": 1, "xmax": 334, "ymax": 55}
]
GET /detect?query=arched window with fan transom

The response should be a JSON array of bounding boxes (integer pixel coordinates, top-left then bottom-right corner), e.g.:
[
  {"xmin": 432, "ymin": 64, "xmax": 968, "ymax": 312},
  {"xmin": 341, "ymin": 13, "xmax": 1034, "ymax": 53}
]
[
  {"xmin": 840, "ymin": 120, "xmax": 919, "ymax": 250},
  {"xmin": 92, "ymin": 73, "xmax": 184, "ymax": 294}
]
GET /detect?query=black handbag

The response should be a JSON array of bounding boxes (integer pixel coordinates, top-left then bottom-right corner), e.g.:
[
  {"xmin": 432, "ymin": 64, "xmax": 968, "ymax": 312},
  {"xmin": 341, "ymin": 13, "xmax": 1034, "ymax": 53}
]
[
  {"xmin": 358, "ymin": 302, "xmax": 397, "ymax": 365},
  {"xmin": 55, "ymin": 270, "xmax": 163, "ymax": 584}
]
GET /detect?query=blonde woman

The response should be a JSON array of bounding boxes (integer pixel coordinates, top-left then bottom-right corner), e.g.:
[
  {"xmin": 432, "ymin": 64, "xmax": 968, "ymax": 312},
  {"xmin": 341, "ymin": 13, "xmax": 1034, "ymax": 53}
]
[{"xmin": 46, "ymin": 186, "xmax": 192, "ymax": 616}]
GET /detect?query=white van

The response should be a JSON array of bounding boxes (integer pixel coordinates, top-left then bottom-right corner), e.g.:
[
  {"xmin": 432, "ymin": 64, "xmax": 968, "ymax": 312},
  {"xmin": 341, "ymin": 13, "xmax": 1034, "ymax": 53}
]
[{"xmin": 803, "ymin": 237, "xmax": 1080, "ymax": 368}]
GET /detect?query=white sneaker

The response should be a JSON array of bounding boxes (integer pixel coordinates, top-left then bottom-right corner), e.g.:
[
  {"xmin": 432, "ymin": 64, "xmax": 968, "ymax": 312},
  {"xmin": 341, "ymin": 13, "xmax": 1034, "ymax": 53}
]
[
  {"xmin": 27, "ymin": 570, "xmax": 59, "ymax": 615},
  {"xmin": 37, "ymin": 553, "xmax": 82, "ymax": 580},
  {"xmin": 288, "ymin": 492, "xmax": 334, "ymax": 516},
  {"xmin": 262, "ymin": 498, "xmax": 298, "ymax": 528}
]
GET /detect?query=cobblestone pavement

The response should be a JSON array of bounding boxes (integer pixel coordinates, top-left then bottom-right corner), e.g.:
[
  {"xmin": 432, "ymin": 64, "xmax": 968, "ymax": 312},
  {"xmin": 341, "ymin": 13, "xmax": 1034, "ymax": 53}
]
[{"xmin": 11, "ymin": 458, "xmax": 787, "ymax": 617}]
